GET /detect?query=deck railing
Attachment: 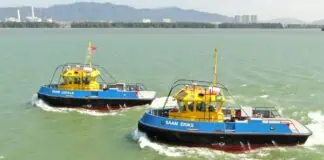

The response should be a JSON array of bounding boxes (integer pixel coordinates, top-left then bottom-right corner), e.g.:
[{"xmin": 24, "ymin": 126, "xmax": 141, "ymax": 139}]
[
  {"xmin": 261, "ymin": 118, "xmax": 300, "ymax": 133},
  {"xmin": 149, "ymin": 109, "xmax": 301, "ymax": 133}
]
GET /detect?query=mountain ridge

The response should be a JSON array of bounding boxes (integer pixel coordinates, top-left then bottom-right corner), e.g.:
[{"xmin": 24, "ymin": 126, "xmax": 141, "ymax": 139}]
[
  {"xmin": 0, "ymin": 2, "xmax": 232, "ymax": 22},
  {"xmin": 1, "ymin": 2, "xmax": 323, "ymax": 24}
]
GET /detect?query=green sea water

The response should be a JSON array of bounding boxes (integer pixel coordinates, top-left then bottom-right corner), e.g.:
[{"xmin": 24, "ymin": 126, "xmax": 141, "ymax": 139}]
[{"xmin": 0, "ymin": 28, "xmax": 324, "ymax": 160}]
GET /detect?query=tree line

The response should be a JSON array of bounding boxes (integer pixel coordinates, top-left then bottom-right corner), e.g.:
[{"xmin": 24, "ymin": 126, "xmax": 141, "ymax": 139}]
[
  {"xmin": 0, "ymin": 22, "xmax": 60, "ymax": 28},
  {"xmin": 71, "ymin": 22, "xmax": 217, "ymax": 28},
  {"xmin": 285, "ymin": 24, "xmax": 324, "ymax": 29},
  {"xmin": 71, "ymin": 22, "xmax": 288, "ymax": 29},
  {"xmin": 218, "ymin": 23, "xmax": 284, "ymax": 29},
  {"xmin": 4, "ymin": 21, "xmax": 322, "ymax": 29}
]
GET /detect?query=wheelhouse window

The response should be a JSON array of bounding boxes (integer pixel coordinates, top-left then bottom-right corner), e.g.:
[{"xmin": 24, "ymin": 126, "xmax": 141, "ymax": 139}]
[
  {"xmin": 74, "ymin": 77, "xmax": 81, "ymax": 84},
  {"xmin": 208, "ymin": 102, "xmax": 216, "ymax": 112},
  {"xmin": 177, "ymin": 90, "xmax": 187, "ymax": 99},
  {"xmin": 196, "ymin": 102, "xmax": 206, "ymax": 112},
  {"xmin": 67, "ymin": 77, "xmax": 73, "ymax": 84},
  {"xmin": 188, "ymin": 102, "xmax": 194, "ymax": 112},
  {"xmin": 60, "ymin": 78, "xmax": 66, "ymax": 85},
  {"xmin": 82, "ymin": 77, "xmax": 90, "ymax": 85},
  {"xmin": 177, "ymin": 101, "xmax": 186, "ymax": 112}
]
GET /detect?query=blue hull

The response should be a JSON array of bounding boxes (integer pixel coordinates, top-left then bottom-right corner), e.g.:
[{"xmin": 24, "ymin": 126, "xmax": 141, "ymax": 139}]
[
  {"xmin": 138, "ymin": 110, "xmax": 312, "ymax": 151},
  {"xmin": 37, "ymin": 85, "xmax": 154, "ymax": 109}
]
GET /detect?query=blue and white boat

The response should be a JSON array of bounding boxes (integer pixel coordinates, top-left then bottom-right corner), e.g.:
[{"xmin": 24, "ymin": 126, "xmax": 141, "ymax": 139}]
[
  {"xmin": 138, "ymin": 49, "xmax": 312, "ymax": 152},
  {"xmin": 37, "ymin": 42, "xmax": 156, "ymax": 110}
]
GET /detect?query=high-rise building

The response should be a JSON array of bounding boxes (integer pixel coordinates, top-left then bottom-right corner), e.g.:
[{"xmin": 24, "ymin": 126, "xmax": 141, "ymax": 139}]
[
  {"xmin": 251, "ymin": 15, "xmax": 258, "ymax": 23},
  {"xmin": 234, "ymin": 15, "xmax": 242, "ymax": 23},
  {"xmin": 233, "ymin": 15, "xmax": 258, "ymax": 24},
  {"xmin": 242, "ymin": 15, "xmax": 250, "ymax": 24}
]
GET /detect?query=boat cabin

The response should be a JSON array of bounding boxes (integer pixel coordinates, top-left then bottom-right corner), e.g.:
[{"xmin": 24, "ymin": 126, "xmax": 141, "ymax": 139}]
[
  {"xmin": 54, "ymin": 64, "xmax": 148, "ymax": 92},
  {"xmin": 166, "ymin": 83, "xmax": 281, "ymax": 123},
  {"xmin": 168, "ymin": 83, "xmax": 226, "ymax": 122},
  {"xmin": 58, "ymin": 65, "xmax": 101, "ymax": 91}
]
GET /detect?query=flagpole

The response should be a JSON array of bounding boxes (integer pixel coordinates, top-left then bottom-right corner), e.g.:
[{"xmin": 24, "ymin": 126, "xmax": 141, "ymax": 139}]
[
  {"xmin": 213, "ymin": 48, "xmax": 218, "ymax": 87},
  {"xmin": 84, "ymin": 41, "xmax": 93, "ymax": 68}
]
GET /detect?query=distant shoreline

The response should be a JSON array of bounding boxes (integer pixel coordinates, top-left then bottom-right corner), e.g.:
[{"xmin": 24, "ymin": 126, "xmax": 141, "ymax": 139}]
[{"xmin": 0, "ymin": 21, "xmax": 323, "ymax": 29}]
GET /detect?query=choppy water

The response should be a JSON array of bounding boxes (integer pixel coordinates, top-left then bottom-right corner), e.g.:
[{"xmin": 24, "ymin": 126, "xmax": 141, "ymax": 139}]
[{"xmin": 0, "ymin": 28, "xmax": 324, "ymax": 160}]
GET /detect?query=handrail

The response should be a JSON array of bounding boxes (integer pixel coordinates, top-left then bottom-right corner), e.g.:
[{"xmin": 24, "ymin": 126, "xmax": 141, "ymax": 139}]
[
  {"xmin": 162, "ymin": 115, "xmax": 301, "ymax": 133},
  {"xmin": 49, "ymin": 64, "xmax": 65, "ymax": 85},
  {"xmin": 48, "ymin": 63, "xmax": 152, "ymax": 92},
  {"xmin": 167, "ymin": 114, "xmax": 223, "ymax": 122},
  {"xmin": 97, "ymin": 66, "xmax": 117, "ymax": 83},
  {"xmin": 125, "ymin": 83, "xmax": 147, "ymax": 88},
  {"xmin": 162, "ymin": 80, "xmax": 229, "ymax": 110},
  {"xmin": 48, "ymin": 63, "xmax": 118, "ymax": 85},
  {"xmin": 161, "ymin": 79, "xmax": 250, "ymax": 118},
  {"xmin": 171, "ymin": 79, "xmax": 228, "ymax": 91}
]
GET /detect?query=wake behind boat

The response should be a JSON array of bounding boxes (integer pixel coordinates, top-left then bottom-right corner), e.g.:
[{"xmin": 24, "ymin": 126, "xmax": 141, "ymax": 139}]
[
  {"xmin": 138, "ymin": 48, "xmax": 312, "ymax": 152},
  {"xmin": 37, "ymin": 42, "xmax": 156, "ymax": 111}
]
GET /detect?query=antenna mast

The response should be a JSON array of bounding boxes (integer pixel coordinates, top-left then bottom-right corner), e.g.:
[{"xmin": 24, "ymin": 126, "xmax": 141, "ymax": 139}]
[
  {"xmin": 84, "ymin": 41, "xmax": 96, "ymax": 67},
  {"xmin": 213, "ymin": 48, "xmax": 218, "ymax": 87}
]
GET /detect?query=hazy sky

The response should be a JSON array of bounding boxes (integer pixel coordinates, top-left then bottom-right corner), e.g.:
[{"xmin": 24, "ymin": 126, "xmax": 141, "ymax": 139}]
[{"xmin": 1, "ymin": 0, "xmax": 323, "ymax": 21}]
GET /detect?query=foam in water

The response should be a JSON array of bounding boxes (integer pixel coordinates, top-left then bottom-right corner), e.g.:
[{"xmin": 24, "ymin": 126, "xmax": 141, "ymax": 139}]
[
  {"xmin": 30, "ymin": 94, "xmax": 120, "ymax": 116},
  {"xmin": 131, "ymin": 129, "xmax": 280, "ymax": 160},
  {"xmin": 304, "ymin": 111, "xmax": 324, "ymax": 147},
  {"xmin": 278, "ymin": 108, "xmax": 284, "ymax": 115},
  {"xmin": 131, "ymin": 129, "xmax": 183, "ymax": 157},
  {"xmin": 259, "ymin": 95, "xmax": 269, "ymax": 98},
  {"xmin": 132, "ymin": 129, "xmax": 239, "ymax": 159},
  {"xmin": 240, "ymin": 84, "xmax": 248, "ymax": 87}
]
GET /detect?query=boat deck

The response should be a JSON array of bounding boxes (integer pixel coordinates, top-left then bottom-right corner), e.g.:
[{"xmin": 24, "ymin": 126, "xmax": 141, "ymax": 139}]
[{"xmin": 262, "ymin": 118, "xmax": 312, "ymax": 135}]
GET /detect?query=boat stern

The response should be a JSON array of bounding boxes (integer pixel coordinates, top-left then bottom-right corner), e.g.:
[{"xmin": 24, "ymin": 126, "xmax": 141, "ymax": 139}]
[
  {"xmin": 288, "ymin": 119, "xmax": 313, "ymax": 137},
  {"xmin": 137, "ymin": 91, "xmax": 157, "ymax": 101}
]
